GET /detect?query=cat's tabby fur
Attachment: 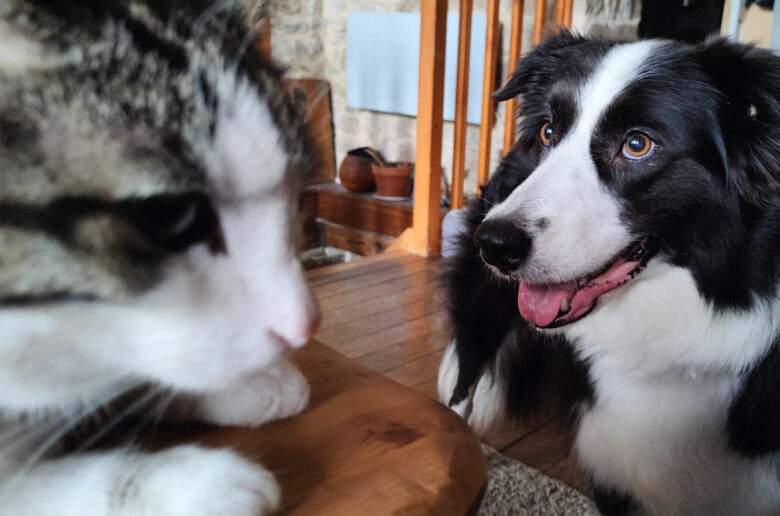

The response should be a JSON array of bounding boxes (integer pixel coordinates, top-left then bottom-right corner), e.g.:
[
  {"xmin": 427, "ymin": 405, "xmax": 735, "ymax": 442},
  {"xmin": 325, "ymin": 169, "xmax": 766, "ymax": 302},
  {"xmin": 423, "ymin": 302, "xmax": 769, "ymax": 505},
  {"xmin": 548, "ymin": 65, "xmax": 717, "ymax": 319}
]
[{"xmin": 0, "ymin": 1, "xmax": 320, "ymax": 514}]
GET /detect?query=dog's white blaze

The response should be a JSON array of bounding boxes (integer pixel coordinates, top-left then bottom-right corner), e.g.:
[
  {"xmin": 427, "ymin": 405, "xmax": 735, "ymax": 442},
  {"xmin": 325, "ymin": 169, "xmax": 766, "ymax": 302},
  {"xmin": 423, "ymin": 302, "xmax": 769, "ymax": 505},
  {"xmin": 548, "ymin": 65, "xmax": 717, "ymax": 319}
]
[
  {"xmin": 486, "ymin": 41, "xmax": 663, "ymax": 283},
  {"xmin": 574, "ymin": 40, "xmax": 662, "ymax": 137}
]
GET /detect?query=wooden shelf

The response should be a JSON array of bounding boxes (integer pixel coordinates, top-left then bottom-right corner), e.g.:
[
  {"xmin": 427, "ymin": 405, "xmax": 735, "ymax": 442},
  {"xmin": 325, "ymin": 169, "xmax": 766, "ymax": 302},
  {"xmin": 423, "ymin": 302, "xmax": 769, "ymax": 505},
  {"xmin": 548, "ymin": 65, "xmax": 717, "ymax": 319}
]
[
  {"xmin": 307, "ymin": 183, "xmax": 413, "ymax": 238},
  {"xmin": 316, "ymin": 219, "xmax": 395, "ymax": 256}
]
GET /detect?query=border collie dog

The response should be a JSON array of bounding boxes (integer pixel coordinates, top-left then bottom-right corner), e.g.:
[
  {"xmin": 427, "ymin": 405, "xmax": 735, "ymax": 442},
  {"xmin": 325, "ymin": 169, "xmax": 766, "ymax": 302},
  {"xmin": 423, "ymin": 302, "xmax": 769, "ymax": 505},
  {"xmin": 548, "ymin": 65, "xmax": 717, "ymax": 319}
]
[{"xmin": 438, "ymin": 33, "xmax": 779, "ymax": 515}]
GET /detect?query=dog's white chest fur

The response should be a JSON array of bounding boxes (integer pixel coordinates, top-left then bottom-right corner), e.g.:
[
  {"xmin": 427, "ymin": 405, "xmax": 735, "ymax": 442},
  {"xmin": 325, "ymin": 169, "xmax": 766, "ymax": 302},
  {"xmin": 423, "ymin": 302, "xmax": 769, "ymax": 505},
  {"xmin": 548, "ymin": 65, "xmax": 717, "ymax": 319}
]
[
  {"xmin": 575, "ymin": 361, "xmax": 780, "ymax": 514},
  {"xmin": 565, "ymin": 262, "xmax": 780, "ymax": 514}
]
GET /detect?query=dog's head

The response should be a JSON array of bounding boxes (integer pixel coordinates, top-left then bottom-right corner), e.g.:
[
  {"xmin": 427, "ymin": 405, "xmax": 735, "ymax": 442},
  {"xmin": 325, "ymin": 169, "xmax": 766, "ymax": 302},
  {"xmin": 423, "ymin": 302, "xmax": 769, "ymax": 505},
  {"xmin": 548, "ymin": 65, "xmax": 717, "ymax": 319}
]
[{"xmin": 475, "ymin": 33, "xmax": 780, "ymax": 329}]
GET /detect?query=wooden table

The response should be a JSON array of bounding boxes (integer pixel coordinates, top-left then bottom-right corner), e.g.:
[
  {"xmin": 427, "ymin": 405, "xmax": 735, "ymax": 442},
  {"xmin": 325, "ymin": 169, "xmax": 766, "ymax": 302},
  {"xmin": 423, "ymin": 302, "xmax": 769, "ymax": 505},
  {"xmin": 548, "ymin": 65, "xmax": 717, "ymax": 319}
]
[{"xmin": 150, "ymin": 341, "xmax": 487, "ymax": 514}]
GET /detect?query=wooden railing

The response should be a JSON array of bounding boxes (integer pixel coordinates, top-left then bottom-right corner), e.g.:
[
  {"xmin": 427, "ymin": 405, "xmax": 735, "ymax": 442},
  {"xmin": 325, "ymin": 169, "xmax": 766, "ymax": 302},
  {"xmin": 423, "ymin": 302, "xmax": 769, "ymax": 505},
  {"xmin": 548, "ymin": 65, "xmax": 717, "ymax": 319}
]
[
  {"xmin": 409, "ymin": 0, "xmax": 449, "ymax": 256},
  {"xmin": 400, "ymin": 0, "xmax": 573, "ymax": 256}
]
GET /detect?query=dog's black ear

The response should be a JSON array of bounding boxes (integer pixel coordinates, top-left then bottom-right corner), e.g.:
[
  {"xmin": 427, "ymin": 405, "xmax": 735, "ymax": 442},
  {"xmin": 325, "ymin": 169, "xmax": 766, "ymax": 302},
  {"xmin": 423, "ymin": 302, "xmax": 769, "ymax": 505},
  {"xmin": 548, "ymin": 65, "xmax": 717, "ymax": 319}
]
[
  {"xmin": 493, "ymin": 30, "xmax": 588, "ymax": 101},
  {"xmin": 492, "ymin": 31, "xmax": 608, "ymax": 154},
  {"xmin": 698, "ymin": 39, "xmax": 780, "ymax": 206}
]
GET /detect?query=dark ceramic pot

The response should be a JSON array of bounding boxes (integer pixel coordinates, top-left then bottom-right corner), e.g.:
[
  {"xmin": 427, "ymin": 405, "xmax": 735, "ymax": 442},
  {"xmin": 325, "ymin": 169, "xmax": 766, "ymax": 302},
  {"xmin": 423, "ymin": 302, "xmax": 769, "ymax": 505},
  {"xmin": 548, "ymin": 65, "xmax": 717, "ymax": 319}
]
[{"xmin": 338, "ymin": 147, "xmax": 385, "ymax": 192}]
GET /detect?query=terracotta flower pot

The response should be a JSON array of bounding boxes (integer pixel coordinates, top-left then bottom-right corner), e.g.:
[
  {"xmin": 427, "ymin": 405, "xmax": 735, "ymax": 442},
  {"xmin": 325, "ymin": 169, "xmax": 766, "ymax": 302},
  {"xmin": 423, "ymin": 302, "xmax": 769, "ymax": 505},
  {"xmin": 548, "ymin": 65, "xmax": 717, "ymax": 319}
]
[
  {"xmin": 372, "ymin": 162, "xmax": 413, "ymax": 199},
  {"xmin": 338, "ymin": 147, "xmax": 385, "ymax": 192}
]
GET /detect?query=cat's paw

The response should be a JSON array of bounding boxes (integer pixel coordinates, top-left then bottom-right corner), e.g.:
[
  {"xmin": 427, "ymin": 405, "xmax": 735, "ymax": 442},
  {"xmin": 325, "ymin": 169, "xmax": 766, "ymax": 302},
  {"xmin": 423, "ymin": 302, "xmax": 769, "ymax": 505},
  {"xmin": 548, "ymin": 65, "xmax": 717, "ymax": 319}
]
[
  {"xmin": 124, "ymin": 445, "xmax": 280, "ymax": 516},
  {"xmin": 193, "ymin": 360, "xmax": 310, "ymax": 427},
  {"xmin": 437, "ymin": 341, "xmax": 504, "ymax": 436}
]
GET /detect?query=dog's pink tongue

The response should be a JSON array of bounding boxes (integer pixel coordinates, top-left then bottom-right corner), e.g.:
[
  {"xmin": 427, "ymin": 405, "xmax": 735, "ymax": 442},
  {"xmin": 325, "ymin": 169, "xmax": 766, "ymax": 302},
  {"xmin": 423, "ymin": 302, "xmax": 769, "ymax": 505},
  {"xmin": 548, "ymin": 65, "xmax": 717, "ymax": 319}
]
[{"xmin": 518, "ymin": 282, "xmax": 576, "ymax": 327}]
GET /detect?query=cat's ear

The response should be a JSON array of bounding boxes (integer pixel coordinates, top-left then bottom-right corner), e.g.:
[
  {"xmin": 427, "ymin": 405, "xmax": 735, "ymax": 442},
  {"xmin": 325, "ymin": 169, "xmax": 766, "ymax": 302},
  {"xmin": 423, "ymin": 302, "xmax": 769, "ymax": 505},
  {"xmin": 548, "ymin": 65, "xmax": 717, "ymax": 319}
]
[{"xmin": 0, "ymin": 20, "xmax": 47, "ymax": 75}]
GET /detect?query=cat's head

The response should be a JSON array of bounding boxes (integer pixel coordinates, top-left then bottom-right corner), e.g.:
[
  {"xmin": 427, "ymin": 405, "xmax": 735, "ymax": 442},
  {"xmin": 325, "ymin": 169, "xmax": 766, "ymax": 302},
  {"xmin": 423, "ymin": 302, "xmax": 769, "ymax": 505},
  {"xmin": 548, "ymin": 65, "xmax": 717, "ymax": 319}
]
[{"xmin": 0, "ymin": 0, "xmax": 320, "ymax": 406}]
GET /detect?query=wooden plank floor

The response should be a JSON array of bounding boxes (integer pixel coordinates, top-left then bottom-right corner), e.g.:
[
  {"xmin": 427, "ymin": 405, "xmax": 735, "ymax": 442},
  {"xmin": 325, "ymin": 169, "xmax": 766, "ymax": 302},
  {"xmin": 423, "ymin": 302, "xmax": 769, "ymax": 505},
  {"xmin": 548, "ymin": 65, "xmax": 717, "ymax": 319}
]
[{"xmin": 307, "ymin": 251, "xmax": 589, "ymax": 495}]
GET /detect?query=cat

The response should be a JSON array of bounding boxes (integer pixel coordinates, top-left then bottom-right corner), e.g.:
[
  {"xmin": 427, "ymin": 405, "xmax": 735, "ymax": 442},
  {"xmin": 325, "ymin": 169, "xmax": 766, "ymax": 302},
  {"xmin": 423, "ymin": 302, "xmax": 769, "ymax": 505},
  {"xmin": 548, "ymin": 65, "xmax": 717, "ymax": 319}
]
[{"xmin": 0, "ymin": 1, "xmax": 320, "ymax": 514}]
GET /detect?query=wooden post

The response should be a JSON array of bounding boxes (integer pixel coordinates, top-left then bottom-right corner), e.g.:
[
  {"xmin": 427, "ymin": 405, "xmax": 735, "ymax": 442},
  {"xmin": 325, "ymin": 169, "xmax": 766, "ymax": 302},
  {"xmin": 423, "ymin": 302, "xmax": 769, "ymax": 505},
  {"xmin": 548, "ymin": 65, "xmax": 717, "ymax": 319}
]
[
  {"xmin": 410, "ymin": 0, "xmax": 448, "ymax": 256},
  {"xmin": 476, "ymin": 0, "xmax": 500, "ymax": 190},
  {"xmin": 502, "ymin": 0, "xmax": 525, "ymax": 156},
  {"xmin": 563, "ymin": 0, "xmax": 574, "ymax": 29},
  {"xmin": 554, "ymin": 0, "xmax": 566, "ymax": 28},
  {"xmin": 450, "ymin": 0, "xmax": 473, "ymax": 210},
  {"xmin": 532, "ymin": 0, "xmax": 547, "ymax": 45}
]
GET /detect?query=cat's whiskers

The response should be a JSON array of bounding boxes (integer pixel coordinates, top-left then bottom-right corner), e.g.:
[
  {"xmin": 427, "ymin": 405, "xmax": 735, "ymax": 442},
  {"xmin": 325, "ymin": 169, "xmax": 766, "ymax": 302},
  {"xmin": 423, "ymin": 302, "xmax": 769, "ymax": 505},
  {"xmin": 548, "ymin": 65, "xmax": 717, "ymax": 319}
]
[
  {"xmin": 0, "ymin": 380, "xmax": 140, "ymax": 486},
  {"xmin": 0, "ymin": 414, "xmax": 58, "ymax": 451},
  {"xmin": 8, "ymin": 382, "xmax": 133, "ymax": 460},
  {"xmin": 0, "ymin": 375, "xmax": 132, "ymax": 451},
  {"xmin": 88, "ymin": 386, "xmax": 178, "ymax": 454},
  {"xmin": 71, "ymin": 384, "xmax": 167, "ymax": 453}
]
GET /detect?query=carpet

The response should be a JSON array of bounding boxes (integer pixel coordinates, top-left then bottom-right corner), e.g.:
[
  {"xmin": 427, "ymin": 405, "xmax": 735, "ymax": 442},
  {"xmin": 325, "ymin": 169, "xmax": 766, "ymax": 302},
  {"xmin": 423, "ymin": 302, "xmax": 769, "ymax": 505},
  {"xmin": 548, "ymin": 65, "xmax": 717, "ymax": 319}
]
[{"xmin": 479, "ymin": 447, "xmax": 599, "ymax": 515}]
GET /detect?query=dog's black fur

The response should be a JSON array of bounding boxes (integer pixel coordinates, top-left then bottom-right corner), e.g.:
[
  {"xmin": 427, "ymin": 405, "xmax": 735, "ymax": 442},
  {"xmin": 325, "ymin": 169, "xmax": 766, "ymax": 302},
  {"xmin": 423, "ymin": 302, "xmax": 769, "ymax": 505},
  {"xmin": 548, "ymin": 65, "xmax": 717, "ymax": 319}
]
[
  {"xmin": 447, "ymin": 149, "xmax": 595, "ymax": 420},
  {"xmin": 445, "ymin": 33, "xmax": 780, "ymax": 513}
]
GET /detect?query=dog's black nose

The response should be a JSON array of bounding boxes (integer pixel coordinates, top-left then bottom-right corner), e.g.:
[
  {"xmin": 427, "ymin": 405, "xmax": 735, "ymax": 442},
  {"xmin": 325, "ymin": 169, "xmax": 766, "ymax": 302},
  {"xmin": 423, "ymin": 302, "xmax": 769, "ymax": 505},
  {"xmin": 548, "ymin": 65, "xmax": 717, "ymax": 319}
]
[{"xmin": 473, "ymin": 219, "xmax": 531, "ymax": 273}]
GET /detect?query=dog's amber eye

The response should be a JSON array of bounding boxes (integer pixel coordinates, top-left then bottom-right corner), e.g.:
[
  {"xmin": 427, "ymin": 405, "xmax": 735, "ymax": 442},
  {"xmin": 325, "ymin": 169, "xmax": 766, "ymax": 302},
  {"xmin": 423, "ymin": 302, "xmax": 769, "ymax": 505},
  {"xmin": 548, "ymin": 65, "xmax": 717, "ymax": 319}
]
[
  {"xmin": 539, "ymin": 121, "xmax": 553, "ymax": 145},
  {"xmin": 622, "ymin": 132, "xmax": 655, "ymax": 160}
]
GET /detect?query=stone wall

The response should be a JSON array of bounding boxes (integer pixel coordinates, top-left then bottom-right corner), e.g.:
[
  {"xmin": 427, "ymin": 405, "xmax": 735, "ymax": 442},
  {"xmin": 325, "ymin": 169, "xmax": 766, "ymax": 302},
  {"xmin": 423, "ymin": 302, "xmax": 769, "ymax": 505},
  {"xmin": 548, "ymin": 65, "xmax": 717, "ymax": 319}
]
[
  {"xmin": 575, "ymin": 0, "xmax": 641, "ymax": 39},
  {"xmin": 268, "ymin": 0, "xmax": 640, "ymax": 199}
]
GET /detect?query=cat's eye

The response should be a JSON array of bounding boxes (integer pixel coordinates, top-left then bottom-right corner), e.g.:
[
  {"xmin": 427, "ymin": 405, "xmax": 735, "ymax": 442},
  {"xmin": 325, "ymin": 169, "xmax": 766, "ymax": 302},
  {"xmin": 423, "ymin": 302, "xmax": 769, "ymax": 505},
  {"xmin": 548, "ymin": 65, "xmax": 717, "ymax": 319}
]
[
  {"xmin": 622, "ymin": 132, "xmax": 655, "ymax": 160},
  {"xmin": 122, "ymin": 193, "xmax": 226, "ymax": 255},
  {"xmin": 539, "ymin": 121, "xmax": 553, "ymax": 146}
]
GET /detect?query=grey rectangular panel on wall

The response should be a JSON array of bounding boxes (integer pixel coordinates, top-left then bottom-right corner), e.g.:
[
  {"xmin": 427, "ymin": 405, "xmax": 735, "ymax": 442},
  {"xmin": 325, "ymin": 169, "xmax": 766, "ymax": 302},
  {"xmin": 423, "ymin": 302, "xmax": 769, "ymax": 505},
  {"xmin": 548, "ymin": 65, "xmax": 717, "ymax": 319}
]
[{"xmin": 346, "ymin": 11, "xmax": 488, "ymax": 125}]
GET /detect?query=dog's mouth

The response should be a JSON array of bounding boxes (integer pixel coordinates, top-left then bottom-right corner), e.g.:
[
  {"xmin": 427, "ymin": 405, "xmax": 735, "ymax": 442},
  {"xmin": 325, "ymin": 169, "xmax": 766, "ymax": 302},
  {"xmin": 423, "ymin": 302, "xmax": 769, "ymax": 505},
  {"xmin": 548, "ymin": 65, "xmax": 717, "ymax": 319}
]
[{"xmin": 517, "ymin": 239, "xmax": 658, "ymax": 329}]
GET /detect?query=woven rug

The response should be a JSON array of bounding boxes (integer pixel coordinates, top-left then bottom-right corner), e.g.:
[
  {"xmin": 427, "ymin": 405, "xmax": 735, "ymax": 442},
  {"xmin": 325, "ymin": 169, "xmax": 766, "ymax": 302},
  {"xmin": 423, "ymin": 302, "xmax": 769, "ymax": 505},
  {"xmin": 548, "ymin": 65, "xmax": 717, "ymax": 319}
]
[{"xmin": 479, "ymin": 447, "xmax": 599, "ymax": 515}]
